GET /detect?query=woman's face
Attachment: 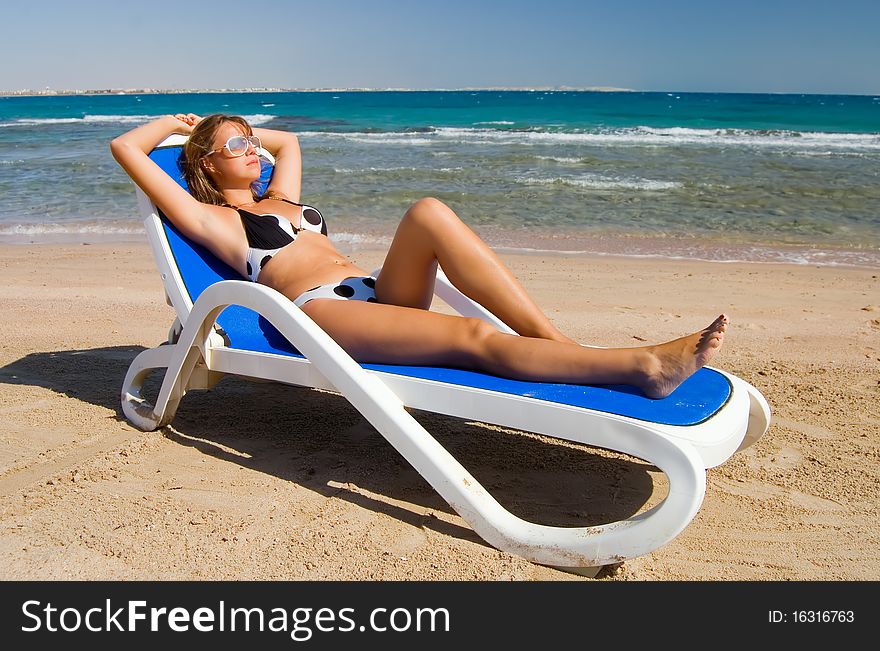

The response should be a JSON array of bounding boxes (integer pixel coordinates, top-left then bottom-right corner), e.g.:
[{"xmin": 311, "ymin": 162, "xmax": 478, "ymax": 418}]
[{"xmin": 202, "ymin": 121, "xmax": 261, "ymax": 188}]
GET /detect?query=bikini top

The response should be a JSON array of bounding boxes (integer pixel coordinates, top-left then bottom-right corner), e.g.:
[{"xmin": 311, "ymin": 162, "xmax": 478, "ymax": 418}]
[{"xmin": 228, "ymin": 197, "xmax": 327, "ymax": 282}]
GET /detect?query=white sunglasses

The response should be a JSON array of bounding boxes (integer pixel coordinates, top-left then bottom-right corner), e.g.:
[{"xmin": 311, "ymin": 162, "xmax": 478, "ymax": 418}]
[{"xmin": 203, "ymin": 134, "xmax": 261, "ymax": 158}]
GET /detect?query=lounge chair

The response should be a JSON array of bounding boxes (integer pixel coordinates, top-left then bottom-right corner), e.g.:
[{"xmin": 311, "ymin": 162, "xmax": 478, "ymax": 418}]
[{"xmin": 121, "ymin": 134, "xmax": 771, "ymax": 574}]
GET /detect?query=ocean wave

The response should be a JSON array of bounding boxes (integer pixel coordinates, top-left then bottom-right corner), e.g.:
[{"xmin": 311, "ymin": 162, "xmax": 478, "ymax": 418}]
[
  {"xmin": 348, "ymin": 136, "xmax": 434, "ymax": 145},
  {"xmin": 492, "ymin": 243, "xmax": 880, "ymax": 268},
  {"xmin": 333, "ymin": 165, "xmax": 463, "ymax": 174},
  {"xmin": 0, "ymin": 223, "xmax": 144, "ymax": 236},
  {"xmin": 0, "ymin": 117, "xmax": 82, "ymax": 127},
  {"xmin": 432, "ymin": 126, "xmax": 880, "ymax": 150},
  {"xmin": 535, "ymin": 155, "xmax": 585, "ymax": 164},
  {"xmin": 0, "ymin": 114, "xmax": 158, "ymax": 127},
  {"xmin": 82, "ymin": 114, "xmax": 158, "ymax": 124},
  {"xmin": 2, "ymin": 221, "xmax": 875, "ymax": 267},
  {"xmin": 0, "ymin": 221, "xmax": 390, "ymax": 248},
  {"xmin": 334, "ymin": 166, "xmax": 417, "ymax": 173},
  {"xmin": 298, "ymin": 128, "xmax": 476, "ymax": 146},
  {"xmin": 0, "ymin": 112, "xmax": 277, "ymax": 128},
  {"xmin": 296, "ymin": 125, "xmax": 880, "ymax": 152},
  {"xmin": 241, "ymin": 113, "xmax": 275, "ymax": 125},
  {"xmin": 628, "ymin": 126, "xmax": 880, "ymax": 149},
  {"xmin": 473, "ymin": 121, "xmax": 514, "ymax": 125},
  {"xmin": 515, "ymin": 174, "xmax": 682, "ymax": 191},
  {"xmin": 328, "ymin": 231, "xmax": 391, "ymax": 248},
  {"xmin": 790, "ymin": 150, "xmax": 872, "ymax": 158}
]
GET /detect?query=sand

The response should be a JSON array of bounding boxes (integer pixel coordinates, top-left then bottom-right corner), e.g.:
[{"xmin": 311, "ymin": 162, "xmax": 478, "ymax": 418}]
[{"xmin": 0, "ymin": 242, "xmax": 877, "ymax": 580}]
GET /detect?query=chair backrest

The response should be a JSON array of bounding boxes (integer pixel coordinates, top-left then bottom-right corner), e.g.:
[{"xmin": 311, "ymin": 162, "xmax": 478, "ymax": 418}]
[
  {"xmin": 147, "ymin": 138, "xmax": 273, "ymax": 292},
  {"xmin": 141, "ymin": 136, "xmax": 300, "ymax": 354}
]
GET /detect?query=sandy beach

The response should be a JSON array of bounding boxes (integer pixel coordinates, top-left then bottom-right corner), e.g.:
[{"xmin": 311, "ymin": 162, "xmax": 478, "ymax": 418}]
[{"xmin": 0, "ymin": 241, "xmax": 877, "ymax": 581}]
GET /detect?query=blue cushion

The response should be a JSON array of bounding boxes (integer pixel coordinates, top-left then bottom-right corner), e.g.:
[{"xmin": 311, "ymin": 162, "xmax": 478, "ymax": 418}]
[{"xmin": 149, "ymin": 145, "xmax": 732, "ymax": 426}]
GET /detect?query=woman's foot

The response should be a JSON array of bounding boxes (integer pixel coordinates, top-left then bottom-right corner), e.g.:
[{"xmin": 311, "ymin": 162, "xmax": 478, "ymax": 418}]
[{"xmin": 638, "ymin": 314, "xmax": 728, "ymax": 399}]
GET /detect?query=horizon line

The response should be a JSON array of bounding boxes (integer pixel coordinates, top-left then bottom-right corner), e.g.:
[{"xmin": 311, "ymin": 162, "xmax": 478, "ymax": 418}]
[{"xmin": 2, "ymin": 86, "xmax": 879, "ymax": 97}]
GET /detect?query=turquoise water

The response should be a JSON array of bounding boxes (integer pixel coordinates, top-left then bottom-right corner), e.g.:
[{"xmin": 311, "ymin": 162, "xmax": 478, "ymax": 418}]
[{"xmin": 1, "ymin": 90, "xmax": 878, "ymax": 266}]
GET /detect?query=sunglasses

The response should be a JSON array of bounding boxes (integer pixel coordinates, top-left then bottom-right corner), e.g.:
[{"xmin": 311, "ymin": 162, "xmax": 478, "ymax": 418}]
[{"xmin": 204, "ymin": 134, "xmax": 261, "ymax": 158}]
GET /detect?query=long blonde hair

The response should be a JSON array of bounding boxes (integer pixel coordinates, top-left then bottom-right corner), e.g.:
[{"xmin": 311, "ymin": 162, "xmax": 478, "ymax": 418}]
[{"xmin": 182, "ymin": 114, "xmax": 262, "ymax": 205}]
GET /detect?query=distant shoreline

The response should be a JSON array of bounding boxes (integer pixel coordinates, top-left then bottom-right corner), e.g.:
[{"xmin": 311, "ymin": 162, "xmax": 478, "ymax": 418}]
[
  {"xmin": 3, "ymin": 87, "xmax": 877, "ymax": 98},
  {"xmin": 0, "ymin": 86, "xmax": 636, "ymax": 98}
]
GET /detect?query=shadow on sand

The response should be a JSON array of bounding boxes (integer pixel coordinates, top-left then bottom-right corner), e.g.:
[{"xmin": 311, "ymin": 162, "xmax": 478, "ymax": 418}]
[{"xmin": 1, "ymin": 346, "xmax": 659, "ymax": 558}]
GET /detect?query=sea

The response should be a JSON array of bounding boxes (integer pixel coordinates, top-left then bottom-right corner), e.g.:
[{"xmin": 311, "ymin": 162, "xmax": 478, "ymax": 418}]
[{"xmin": 1, "ymin": 90, "xmax": 878, "ymax": 267}]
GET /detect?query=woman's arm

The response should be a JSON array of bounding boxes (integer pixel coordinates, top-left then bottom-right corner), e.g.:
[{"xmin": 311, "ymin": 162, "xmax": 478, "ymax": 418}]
[
  {"xmin": 110, "ymin": 115, "xmax": 217, "ymax": 242},
  {"xmin": 253, "ymin": 127, "xmax": 302, "ymax": 203}
]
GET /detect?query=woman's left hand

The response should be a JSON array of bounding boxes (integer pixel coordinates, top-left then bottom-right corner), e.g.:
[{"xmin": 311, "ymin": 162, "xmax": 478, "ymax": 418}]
[{"xmin": 173, "ymin": 113, "xmax": 202, "ymax": 129}]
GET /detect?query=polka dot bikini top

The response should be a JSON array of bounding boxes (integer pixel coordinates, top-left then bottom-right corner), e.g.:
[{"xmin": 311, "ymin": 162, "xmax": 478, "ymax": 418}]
[{"xmin": 230, "ymin": 198, "xmax": 327, "ymax": 282}]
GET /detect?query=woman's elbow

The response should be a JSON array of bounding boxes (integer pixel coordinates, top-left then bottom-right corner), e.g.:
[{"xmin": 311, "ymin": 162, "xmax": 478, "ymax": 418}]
[
  {"xmin": 109, "ymin": 136, "xmax": 127, "ymax": 160},
  {"xmin": 109, "ymin": 137, "xmax": 139, "ymax": 167}
]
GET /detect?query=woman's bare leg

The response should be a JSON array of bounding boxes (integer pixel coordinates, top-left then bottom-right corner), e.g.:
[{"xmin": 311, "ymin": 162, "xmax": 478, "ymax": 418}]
[
  {"xmin": 302, "ymin": 299, "xmax": 728, "ymax": 399},
  {"xmin": 375, "ymin": 197, "xmax": 575, "ymax": 343}
]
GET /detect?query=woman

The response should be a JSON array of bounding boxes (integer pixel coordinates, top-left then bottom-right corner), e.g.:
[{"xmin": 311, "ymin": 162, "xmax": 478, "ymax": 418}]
[{"xmin": 111, "ymin": 113, "xmax": 727, "ymax": 399}]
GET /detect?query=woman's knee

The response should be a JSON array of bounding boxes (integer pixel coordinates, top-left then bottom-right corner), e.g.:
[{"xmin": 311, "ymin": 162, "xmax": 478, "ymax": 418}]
[
  {"xmin": 403, "ymin": 196, "xmax": 458, "ymax": 230},
  {"xmin": 408, "ymin": 196, "xmax": 448, "ymax": 213},
  {"xmin": 455, "ymin": 317, "xmax": 499, "ymax": 366}
]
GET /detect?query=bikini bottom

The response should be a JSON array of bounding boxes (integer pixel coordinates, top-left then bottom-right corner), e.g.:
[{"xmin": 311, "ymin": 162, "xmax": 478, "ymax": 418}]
[{"xmin": 292, "ymin": 276, "xmax": 378, "ymax": 308}]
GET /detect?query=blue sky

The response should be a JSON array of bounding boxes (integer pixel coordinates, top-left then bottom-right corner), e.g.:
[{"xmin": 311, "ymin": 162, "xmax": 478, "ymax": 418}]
[{"xmin": 4, "ymin": 0, "xmax": 879, "ymax": 94}]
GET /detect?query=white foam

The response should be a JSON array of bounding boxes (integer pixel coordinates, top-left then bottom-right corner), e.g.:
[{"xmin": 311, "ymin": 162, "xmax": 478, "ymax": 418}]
[
  {"xmin": 82, "ymin": 114, "xmax": 157, "ymax": 124},
  {"xmin": 1, "ymin": 112, "xmax": 276, "ymax": 129},
  {"xmin": 0, "ymin": 221, "xmax": 144, "ymax": 244},
  {"xmin": 333, "ymin": 165, "xmax": 463, "ymax": 174},
  {"xmin": 535, "ymin": 155, "xmax": 584, "ymax": 163},
  {"xmin": 0, "ymin": 223, "xmax": 143, "ymax": 236},
  {"xmin": 303, "ymin": 125, "xmax": 880, "ymax": 152},
  {"xmin": 793, "ymin": 150, "xmax": 869, "ymax": 158},
  {"xmin": 492, "ymin": 243, "xmax": 880, "ymax": 269},
  {"xmin": 516, "ymin": 174, "xmax": 681, "ymax": 191},
  {"xmin": 241, "ymin": 113, "xmax": 275, "ymax": 125},
  {"xmin": 345, "ymin": 135, "xmax": 434, "ymax": 145},
  {"xmin": 328, "ymin": 231, "xmax": 391, "ymax": 248},
  {"xmin": 4, "ymin": 111, "xmax": 877, "ymax": 153},
  {"xmin": 296, "ymin": 130, "xmax": 436, "ymax": 146},
  {"xmin": 0, "ymin": 114, "xmax": 159, "ymax": 127},
  {"xmin": 334, "ymin": 166, "xmax": 419, "ymax": 173},
  {"xmin": 1, "ymin": 117, "xmax": 82, "ymax": 126},
  {"xmin": 623, "ymin": 126, "xmax": 880, "ymax": 150}
]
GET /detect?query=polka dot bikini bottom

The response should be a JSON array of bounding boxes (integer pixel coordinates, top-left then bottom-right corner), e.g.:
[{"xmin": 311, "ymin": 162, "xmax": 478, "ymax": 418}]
[{"xmin": 292, "ymin": 276, "xmax": 378, "ymax": 308}]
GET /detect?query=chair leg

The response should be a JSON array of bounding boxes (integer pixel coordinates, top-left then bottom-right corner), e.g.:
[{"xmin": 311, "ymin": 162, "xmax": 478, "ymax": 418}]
[
  {"xmin": 741, "ymin": 380, "xmax": 772, "ymax": 450},
  {"xmin": 121, "ymin": 342, "xmax": 204, "ymax": 431}
]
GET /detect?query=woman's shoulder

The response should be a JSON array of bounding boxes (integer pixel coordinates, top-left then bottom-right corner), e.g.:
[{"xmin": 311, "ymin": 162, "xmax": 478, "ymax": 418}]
[{"xmin": 260, "ymin": 190, "xmax": 302, "ymax": 206}]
